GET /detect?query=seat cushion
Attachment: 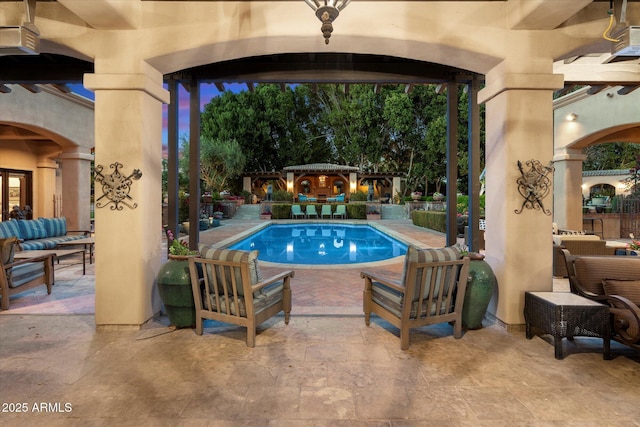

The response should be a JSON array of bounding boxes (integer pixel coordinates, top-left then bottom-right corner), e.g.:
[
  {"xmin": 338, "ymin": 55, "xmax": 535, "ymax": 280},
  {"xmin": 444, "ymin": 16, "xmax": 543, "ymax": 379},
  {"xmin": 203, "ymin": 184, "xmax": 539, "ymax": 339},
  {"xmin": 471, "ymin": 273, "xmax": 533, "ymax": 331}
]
[
  {"xmin": 371, "ymin": 281, "xmax": 449, "ymax": 319},
  {"xmin": 574, "ymin": 257, "xmax": 640, "ymax": 295},
  {"xmin": 210, "ymin": 281, "xmax": 284, "ymax": 317},
  {"xmin": 9, "ymin": 262, "xmax": 45, "ymax": 288},
  {"xmin": 198, "ymin": 246, "xmax": 262, "ymax": 297},
  {"xmin": 401, "ymin": 245, "xmax": 461, "ymax": 301},
  {"xmin": 19, "ymin": 234, "xmax": 86, "ymax": 251},
  {"xmin": 603, "ymin": 279, "xmax": 640, "ymax": 306}
]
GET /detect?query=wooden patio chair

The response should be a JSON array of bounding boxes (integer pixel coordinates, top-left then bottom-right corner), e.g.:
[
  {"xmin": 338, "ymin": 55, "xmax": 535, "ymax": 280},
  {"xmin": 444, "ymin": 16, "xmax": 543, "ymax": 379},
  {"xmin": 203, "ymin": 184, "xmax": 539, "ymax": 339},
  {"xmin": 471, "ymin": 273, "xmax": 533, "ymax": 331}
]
[
  {"xmin": 361, "ymin": 245, "xmax": 470, "ymax": 349},
  {"xmin": 190, "ymin": 247, "xmax": 294, "ymax": 347},
  {"xmin": 1, "ymin": 237, "xmax": 54, "ymax": 311}
]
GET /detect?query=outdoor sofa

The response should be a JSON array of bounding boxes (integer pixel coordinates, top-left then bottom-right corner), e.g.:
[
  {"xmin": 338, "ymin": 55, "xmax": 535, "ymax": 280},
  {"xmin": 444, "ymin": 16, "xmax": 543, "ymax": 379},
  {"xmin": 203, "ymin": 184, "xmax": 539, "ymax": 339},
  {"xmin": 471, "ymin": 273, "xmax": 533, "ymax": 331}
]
[
  {"xmin": 552, "ymin": 233, "xmax": 616, "ymax": 277},
  {"xmin": 0, "ymin": 218, "xmax": 90, "ymax": 250},
  {"xmin": 561, "ymin": 249, "xmax": 640, "ymax": 354}
]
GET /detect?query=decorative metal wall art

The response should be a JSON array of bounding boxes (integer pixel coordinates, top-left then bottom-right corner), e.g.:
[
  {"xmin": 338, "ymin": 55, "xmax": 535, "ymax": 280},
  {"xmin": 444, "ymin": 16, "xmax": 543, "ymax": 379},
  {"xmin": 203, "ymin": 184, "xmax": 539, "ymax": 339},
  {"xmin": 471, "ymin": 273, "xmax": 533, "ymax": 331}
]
[
  {"xmin": 94, "ymin": 162, "xmax": 143, "ymax": 210},
  {"xmin": 515, "ymin": 159, "xmax": 554, "ymax": 216}
]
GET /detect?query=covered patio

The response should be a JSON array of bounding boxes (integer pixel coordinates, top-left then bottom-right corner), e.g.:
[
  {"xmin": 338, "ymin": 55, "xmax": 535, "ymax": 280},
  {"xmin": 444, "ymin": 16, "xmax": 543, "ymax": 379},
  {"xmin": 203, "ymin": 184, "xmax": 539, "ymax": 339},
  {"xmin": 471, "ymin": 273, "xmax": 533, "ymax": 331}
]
[{"xmin": 1, "ymin": 216, "xmax": 638, "ymax": 424}]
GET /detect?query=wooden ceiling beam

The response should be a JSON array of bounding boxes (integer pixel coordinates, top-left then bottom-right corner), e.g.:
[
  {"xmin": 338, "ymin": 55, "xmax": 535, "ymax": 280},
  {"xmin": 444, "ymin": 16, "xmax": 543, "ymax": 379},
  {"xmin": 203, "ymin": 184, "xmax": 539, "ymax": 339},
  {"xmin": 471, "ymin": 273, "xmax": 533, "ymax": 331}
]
[
  {"xmin": 587, "ymin": 85, "xmax": 608, "ymax": 95},
  {"xmin": 51, "ymin": 83, "xmax": 72, "ymax": 93},
  {"xmin": 617, "ymin": 85, "xmax": 640, "ymax": 95},
  {"xmin": 19, "ymin": 84, "xmax": 41, "ymax": 93}
]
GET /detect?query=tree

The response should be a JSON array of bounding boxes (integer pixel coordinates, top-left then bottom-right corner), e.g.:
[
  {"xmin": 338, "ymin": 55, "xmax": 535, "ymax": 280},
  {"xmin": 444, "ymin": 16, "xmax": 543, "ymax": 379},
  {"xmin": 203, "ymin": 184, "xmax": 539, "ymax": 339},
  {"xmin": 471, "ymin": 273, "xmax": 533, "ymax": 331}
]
[
  {"xmin": 178, "ymin": 135, "xmax": 246, "ymax": 194},
  {"xmin": 583, "ymin": 143, "xmax": 640, "ymax": 171},
  {"xmin": 199, "ymin": 137, "xmax": 246, "ymax": 193}
]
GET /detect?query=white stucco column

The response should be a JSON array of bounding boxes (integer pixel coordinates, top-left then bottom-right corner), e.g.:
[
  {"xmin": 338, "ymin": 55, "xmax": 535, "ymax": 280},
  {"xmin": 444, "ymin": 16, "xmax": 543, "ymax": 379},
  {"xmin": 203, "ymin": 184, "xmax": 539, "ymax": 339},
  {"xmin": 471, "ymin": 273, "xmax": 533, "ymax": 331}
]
[
  {"xmin": 479, "ymin": 63, "xmax": 564, "ymax": 325},
  {"xmin": 286, "ymin": 172, "xmax": 294, "ymax": 194},
  {"xmin": 349, "ymin": 172, "xmax": 358, "ymax": 198},
  {"xmin": 58, "ymin": 148, "xmax": 94, "ymax": 231},
  {"xmin": 85, "ymin": 63, "xmax": 169, "ymax": 329},
  {"xmin": 392, "ymin": 177, "xmax": 402, "ymax": 204},
  {"xmin": 553, "ymin": 150, "xmax": 587, "ymax": 231},
  {"xmin": 35, "ymin": 158, "xmax": 58, "ymax": 218}
]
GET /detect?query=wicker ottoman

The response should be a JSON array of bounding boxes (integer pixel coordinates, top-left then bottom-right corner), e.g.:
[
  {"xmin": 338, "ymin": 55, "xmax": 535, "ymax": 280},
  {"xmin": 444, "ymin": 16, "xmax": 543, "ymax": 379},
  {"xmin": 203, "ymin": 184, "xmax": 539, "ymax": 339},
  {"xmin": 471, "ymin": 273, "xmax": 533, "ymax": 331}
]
[{"xmin": 524, "ymin": 291, "xmax": 611, "ymax": 360}]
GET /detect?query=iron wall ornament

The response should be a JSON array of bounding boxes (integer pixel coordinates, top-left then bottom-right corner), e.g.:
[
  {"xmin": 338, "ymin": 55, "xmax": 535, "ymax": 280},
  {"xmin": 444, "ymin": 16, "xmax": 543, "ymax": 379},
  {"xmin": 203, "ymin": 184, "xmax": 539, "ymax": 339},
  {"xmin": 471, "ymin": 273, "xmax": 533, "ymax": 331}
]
[
  {"xmin": 94, "ymin": 162, "xmax": 143, "ymax": 210},
  {"xmin": 515, "ymin": 159, "xmax": 554, "ymax": 216}
]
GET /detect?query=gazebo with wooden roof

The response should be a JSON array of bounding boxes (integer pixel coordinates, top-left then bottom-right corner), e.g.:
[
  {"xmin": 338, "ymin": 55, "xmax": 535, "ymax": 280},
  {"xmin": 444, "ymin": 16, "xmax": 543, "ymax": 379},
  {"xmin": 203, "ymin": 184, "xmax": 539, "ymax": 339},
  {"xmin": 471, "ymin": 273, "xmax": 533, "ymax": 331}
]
[{"xmin": 243, "ymin": 163, "xmax": 404, "ymax": 203}]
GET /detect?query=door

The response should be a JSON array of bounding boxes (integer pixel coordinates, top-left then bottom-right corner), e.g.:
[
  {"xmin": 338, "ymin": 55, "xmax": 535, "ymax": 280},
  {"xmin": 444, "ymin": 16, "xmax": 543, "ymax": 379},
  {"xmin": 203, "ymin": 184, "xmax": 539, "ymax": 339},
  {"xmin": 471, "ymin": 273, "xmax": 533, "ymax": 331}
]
[{"xmin": 0, "ymin": 169, "xmax": 33, "ymax": 221}]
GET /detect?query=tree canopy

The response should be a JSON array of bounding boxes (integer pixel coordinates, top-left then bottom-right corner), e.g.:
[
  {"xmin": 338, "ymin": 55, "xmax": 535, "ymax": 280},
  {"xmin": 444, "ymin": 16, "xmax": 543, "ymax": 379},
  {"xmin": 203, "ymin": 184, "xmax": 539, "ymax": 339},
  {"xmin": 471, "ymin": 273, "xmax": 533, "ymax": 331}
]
[{"xmin": 198, "ymin": 83, "xmax": 484, "ymax": 196}]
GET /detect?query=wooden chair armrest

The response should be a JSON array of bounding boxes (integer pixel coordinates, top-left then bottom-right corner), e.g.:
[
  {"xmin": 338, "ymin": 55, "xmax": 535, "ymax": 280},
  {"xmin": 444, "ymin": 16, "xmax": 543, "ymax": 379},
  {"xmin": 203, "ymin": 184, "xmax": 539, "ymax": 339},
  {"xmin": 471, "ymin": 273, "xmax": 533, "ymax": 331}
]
[
  {"xmin": 3, "ymin": 253, "xmax": 55, "ymax": 270},
  {"xmin": 606, "ymin": 294, "xmax": 640, "ymax": 315},
  {"xmin": 252, "ymin": 270, "xmax": 295, "ymax": 292},
  {"xmin": 360, "ymin": 270, "xmax": 404, "ymax": 292}
]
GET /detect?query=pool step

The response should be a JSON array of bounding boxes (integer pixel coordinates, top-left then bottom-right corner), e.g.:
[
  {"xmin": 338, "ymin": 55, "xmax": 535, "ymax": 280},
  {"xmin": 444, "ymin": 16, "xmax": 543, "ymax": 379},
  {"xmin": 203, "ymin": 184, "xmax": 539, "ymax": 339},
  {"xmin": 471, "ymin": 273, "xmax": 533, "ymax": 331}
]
[
  {"xmin": 381, "ymin": 204, "xmax": 407, "ymax": 219},
  {"xmin": 235, "ymin": 204, "xmax": 261, "ymax": 219}
]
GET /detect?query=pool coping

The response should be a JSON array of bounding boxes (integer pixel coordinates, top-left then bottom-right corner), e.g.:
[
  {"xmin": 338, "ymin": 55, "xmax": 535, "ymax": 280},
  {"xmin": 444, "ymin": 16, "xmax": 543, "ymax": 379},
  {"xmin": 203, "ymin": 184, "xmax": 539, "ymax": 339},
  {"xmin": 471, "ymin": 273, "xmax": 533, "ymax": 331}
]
[{"xmin": 211, "ymin": 220, "xmax": 430, "ymax": 270}]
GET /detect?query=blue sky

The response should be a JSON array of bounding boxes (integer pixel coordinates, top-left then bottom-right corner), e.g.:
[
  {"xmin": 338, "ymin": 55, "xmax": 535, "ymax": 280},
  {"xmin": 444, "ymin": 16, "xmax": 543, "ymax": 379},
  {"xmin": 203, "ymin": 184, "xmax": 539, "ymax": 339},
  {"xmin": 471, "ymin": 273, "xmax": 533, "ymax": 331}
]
[{"xmin": 68, "ymin": 82, "xmax": 246, "ymax": 155}]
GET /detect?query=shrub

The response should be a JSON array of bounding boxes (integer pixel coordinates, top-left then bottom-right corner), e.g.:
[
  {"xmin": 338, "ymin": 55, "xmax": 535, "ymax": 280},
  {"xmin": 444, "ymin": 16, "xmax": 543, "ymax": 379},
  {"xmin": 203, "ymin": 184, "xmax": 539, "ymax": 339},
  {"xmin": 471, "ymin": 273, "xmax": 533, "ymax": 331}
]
[
  {"xmin": 272, "ymin": 204, "xmax": 291, "ymax": 219},
  {"xmin": 273, "ymin": 190, "xmax": 293, "ymax": 202},
  {"xmin": 411, "ymin": 210, "xmax": 446, "ymax": 233},
  {"xmin": 347, "ymin": 203, "xmax": 366, "ymax": 219},
  {"xmin": 349, "ymin": 191, "xmax": 368, "ymax": 202}
]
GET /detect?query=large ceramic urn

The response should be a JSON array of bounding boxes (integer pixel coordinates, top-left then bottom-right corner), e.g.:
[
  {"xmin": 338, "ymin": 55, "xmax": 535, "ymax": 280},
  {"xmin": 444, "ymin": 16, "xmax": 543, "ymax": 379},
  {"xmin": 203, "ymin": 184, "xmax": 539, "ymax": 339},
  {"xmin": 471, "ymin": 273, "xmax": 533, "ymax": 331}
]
[
  {"xmin": 461, "ymin": 253, "xmax": 497, "ymax": 330},
  {"xmin": 157, "ymin": 255, "xmax": 196, "ymax": 328}
]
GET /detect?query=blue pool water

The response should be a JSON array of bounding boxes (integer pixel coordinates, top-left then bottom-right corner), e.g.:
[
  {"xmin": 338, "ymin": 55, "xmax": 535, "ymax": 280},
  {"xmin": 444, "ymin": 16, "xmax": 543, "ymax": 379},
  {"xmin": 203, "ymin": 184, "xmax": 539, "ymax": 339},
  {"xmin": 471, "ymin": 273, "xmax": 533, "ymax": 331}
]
[{"xmin": 228, "ymin": 223, "xmax": 408, "ymax": 265}]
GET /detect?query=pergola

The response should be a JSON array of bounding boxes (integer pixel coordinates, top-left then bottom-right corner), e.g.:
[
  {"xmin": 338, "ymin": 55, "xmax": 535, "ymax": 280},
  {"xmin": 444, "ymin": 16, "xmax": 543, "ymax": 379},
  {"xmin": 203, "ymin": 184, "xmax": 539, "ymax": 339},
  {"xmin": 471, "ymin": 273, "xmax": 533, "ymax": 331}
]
[{"xmin": 162, "ymin": 53, "xmax": 485, "ymax": 252}]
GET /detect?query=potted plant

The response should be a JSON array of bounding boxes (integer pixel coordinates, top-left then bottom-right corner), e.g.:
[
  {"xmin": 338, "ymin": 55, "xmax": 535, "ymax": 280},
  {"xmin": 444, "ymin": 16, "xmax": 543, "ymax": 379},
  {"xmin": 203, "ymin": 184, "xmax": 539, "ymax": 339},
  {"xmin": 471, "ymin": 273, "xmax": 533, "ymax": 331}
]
[
  {"xmin": 411, "ymin": 191, "xmax": 422, "ymax": 201},
  {"xmin": 157, "ymin": 229, "xmax": 199, "ymax": 328},
  {"xmin": 366, "ymin": 206, "xmax": 381, "ymax": 220},
  {"xmin": 433, "ymin": 192, "xmax": 444, "ymax": 201},
  {"xmin": 260, "ymin": 207, "xmax": 272, "ymax": 220},
  {"xmin": 626, "ymin": 234, "xmax": 640, "ymax": 256}
]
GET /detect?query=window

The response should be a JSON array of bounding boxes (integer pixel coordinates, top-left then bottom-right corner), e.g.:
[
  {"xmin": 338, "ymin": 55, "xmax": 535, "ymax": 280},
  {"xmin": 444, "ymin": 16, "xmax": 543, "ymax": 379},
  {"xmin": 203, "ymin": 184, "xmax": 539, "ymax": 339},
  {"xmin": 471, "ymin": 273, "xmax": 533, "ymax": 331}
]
[{"xmin": 1, "ymin": 169, "xmax": 33, "ymax": 221}]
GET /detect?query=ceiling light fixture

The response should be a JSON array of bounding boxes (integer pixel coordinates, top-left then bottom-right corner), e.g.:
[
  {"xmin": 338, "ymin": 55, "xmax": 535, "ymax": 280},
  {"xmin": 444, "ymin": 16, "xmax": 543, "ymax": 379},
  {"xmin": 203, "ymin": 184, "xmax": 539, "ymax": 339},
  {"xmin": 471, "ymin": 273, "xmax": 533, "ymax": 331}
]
[{"xmin": 304, "ymin": 0, "xmax": 351, "ymax": 45}]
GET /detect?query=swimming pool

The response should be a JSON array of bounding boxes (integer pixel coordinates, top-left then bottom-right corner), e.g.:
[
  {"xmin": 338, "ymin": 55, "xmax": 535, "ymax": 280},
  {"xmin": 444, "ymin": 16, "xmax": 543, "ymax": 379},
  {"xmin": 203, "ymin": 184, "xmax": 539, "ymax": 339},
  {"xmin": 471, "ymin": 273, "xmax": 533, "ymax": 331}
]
[{"xmin": 228, "ymin": 223, "xmax": 408, "ymax": 265}]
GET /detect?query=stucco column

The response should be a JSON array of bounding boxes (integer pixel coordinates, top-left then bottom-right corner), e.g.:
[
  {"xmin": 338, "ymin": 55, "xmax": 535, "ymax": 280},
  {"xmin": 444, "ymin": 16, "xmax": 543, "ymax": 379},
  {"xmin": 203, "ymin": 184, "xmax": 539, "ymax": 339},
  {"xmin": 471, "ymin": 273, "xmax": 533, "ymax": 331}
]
[
  {"xmin": 553, "ymin": 150, "xmax": 587, "ymax": 231},
  {"xmin": 85, "ymin": 64, "xmax": 169, "ymax": 329},
  {"xmin": 58, "ymin": 148, "xmax": 93, "ymax": 231},
  {"xmin": 392, "ymin": 177, "xmax": 402, "ymax": 204},
  {"xmin": 479, "ymin": 64, "xmax": 563, "ymax": 326},
  {"xmin": 35, "ymin": 157, "xmax": 58, "ymax": 219}
]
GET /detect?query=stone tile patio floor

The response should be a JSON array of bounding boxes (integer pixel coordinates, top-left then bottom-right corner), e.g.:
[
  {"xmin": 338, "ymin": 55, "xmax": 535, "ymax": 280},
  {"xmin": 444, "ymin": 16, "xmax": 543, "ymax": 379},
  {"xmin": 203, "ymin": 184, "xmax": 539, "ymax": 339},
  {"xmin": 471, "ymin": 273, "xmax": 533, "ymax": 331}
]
[{"xmin": 1, "ymin": 219, "xmax": 638, "ymax": 425}]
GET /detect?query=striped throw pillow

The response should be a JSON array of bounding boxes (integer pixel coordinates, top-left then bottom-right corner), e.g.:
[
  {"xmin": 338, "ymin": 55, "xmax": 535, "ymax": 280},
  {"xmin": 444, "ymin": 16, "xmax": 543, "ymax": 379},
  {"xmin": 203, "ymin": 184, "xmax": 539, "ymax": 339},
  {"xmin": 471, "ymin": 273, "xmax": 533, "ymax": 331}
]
[
  {"xmin": 0, "ymin": 221, "xmax": 22, "ymax": 240},
  {"xmin": 39, "ymin": 217, "xmax": 67, "ymax": 237},
  {"xmin": 16, "ymin": 219, "xmax": 48, "ymax": 240}
]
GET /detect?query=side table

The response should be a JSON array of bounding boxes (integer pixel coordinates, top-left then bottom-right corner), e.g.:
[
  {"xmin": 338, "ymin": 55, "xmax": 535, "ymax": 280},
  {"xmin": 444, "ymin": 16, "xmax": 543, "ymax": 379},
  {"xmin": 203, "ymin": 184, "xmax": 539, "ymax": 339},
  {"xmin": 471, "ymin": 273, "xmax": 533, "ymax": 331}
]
[{"xmin": 524, "ymin": 291, "xmax": 611, "ymax": 360}]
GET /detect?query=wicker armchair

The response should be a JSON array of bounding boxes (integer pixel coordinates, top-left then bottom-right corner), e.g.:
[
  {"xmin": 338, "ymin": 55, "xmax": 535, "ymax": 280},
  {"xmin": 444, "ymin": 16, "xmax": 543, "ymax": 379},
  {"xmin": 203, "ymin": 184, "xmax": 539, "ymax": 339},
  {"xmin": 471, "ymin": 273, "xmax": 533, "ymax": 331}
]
[{"xmin": 561, "ymin": 249, "xmax": 640, "ymax": 353}]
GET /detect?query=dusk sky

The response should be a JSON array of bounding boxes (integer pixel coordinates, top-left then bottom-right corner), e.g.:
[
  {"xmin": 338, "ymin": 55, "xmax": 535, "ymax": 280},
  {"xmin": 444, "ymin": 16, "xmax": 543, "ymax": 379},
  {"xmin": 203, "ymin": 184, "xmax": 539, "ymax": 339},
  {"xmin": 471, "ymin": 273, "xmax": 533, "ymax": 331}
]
[{"xmin": 68, "ymin": 82, "xmax": 247, "ymax": 156}]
